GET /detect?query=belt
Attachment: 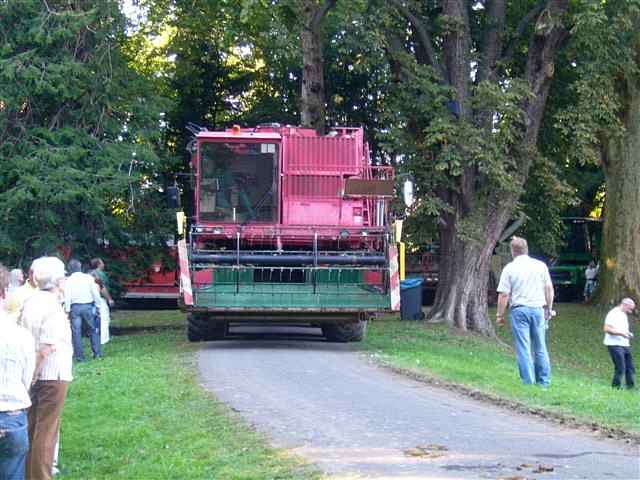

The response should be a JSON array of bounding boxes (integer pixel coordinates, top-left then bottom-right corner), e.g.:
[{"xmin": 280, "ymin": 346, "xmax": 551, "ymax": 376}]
[
  {"xmin": 1, "ymin": 408, "xmax": 26, "ymax": 414},
  {"xmin": 510, "ymin": 305, "xmax": 541, "ymax": 310}
]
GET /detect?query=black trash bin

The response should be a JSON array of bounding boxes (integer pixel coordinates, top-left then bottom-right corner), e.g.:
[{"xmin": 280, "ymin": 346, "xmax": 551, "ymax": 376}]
[{"xmin": 400, "ymin": 277, "xmax": 425, "ymax": 320}]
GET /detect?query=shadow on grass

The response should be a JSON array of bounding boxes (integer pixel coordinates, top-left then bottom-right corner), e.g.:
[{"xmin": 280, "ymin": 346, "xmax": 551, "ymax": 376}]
[{"xmin": 110, "ymin": 325, "xmax": 183, "ymax": 336}]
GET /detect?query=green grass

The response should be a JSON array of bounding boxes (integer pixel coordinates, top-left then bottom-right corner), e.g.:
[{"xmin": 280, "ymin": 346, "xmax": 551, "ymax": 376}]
[
  {"xmin": 62, "ymin": 328, "xmax": 319, "ymax": 479},
  {"xmin": 110, "ymin": 309, "xmax": 185, "ymax": 329},
  {"xmin": 365, "ymin": 303, "xmax": 639, "ymax": 435},
  {"xmin": 67, "ymin": 305, "xmax": 636, "ymax": 478}
]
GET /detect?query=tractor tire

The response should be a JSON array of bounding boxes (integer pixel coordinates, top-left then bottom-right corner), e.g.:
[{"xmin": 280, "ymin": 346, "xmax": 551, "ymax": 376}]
[
  {"xmin": 322, "ymin": 320, "xmax": 367, "ymax": 343},
  {"xmin": 186, "ymin": 314, "xmax": 204, "ymax": 342},
  {"xmin": 187, "ymin": 314, "xmax": 227, "ymax": 342}
]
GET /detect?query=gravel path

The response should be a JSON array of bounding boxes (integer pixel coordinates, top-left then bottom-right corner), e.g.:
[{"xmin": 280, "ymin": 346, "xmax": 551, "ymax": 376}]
[{"xmin": 198, "ymin": 326, "xmax": 640, "ymax": 479}]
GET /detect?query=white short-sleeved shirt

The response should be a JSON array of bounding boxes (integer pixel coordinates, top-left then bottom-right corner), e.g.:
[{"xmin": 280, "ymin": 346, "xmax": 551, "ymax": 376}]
[
  {"xmin": 0, "ymin": 316, "xmax": 35, "ymax": 411},
  {"xmin": 497, "ymin": 255, "xmax": 553, "ymax": 308},
  {"xmin": 64, "ymin": 272, "xmax": 101, "ymax": 312},
  {"xmin": 20, "ymin": 290, "xmax": 73, "ymax": 382},
  {"xmin": 603, "ymin": 306, "xmax": 630, "ymax": 347}
]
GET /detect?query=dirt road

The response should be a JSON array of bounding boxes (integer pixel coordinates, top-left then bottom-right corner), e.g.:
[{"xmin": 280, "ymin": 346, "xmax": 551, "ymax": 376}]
[{"xmin": 198, "ymin": 327, "xmax": 639, "ymax": 479}]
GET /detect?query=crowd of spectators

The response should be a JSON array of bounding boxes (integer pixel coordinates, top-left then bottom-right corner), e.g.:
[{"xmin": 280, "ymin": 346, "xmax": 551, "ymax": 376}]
[{"xmin": 0, "ymin": 256, "xmax": 113, "ymax": 480}]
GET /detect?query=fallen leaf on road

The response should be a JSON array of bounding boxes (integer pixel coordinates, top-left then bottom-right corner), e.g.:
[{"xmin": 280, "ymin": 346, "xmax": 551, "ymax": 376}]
[
  {"xmin": 403, "ymin": 444, "xmax": 448, "ymax": 458},
  {"xmin": 533, "ymin": 464, "xmax": 555, "ymax": 473}
]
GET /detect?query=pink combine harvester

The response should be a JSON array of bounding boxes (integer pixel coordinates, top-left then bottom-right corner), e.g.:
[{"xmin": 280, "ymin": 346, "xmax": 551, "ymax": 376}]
[{"xmin": 176, "ymin": 124, "xmax": 400, "ymax": 342}]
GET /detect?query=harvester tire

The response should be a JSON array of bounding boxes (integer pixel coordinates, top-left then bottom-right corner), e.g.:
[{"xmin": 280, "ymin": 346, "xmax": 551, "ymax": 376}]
[
  {"xmin": 186, "ymin": 314, "xmax": 203, "ymax": 342},
  {"xmin": 322, "ymin": 320, "xmax": 366, "ymax": 342},
  {"xmin": 187, "ymin": 314, "xmax": 227, "ymax": 342}
]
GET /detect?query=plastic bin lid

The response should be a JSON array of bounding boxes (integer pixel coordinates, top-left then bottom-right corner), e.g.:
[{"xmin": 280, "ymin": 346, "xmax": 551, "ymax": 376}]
[{"xmin": 400, "ymin": 277, "xmax": 423, "ymax": 289}]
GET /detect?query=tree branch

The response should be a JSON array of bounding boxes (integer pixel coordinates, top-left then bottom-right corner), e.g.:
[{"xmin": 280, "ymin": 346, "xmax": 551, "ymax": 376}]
[
  {"xmin": 478, "ymin": 0, "xmax": 506, "ymax": 83},
  {"xmin": 311, "ymin": 0, "xmax": 337, "ymax": 29},
  {"xmin": 388, "ymin": 0, "xmax": 446, "ymax": 81},
  {"xmin": 520, "ymin": 0, "xmax": 569, "ymax": 166},
  {"xmin": 502, "ymin": 0, "xmax": 546, "ymax": 63}
]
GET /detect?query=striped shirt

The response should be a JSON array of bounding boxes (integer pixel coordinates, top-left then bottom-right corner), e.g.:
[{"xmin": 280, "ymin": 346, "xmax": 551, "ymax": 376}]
[
  {"xmin": 497, "ymin": 254, "xmax": 552, "ymax": 308},
  {"xmin": 0, "ymin": 314, "xmax": 35, "ymax": 411},
  {"xmin": 20, "ymin": 290, "xmax": 73, "ymax": 382}
]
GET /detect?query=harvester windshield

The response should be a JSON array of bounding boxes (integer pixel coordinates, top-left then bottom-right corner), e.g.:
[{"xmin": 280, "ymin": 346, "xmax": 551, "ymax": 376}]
[{"xmin": 199, "ymin": 142, "xmax": 278, "ymax": 223}]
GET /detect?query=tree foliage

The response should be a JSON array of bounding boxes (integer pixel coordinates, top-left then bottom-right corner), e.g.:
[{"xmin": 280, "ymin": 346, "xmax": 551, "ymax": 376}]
[
  {"xmin": 371, "ymin": 0, "xmax": 570, "ymax": 333},
  {"xmin": 557, "ymin": 0, "xmax": 640, "ymax": 303},
  {"xmin": 0, "ymin": 0, "xmax": 171, "ymax": 269}
]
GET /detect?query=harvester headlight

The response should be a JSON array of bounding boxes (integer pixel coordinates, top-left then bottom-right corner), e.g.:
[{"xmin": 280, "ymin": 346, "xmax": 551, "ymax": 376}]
[
  {"xmin": 340, "ymin": 230, "xmax": 349, "ymax": 238},
  {"xmin": 213, "ymin": 227, "xmax": 224, "ymax": 234},
  {"xmin": 195, "ymin": 227, "xmax": 204, "ymax": 233},
  {"xmin": 361, "ymin": 231, "xmax": 368, "ymax": 236}
]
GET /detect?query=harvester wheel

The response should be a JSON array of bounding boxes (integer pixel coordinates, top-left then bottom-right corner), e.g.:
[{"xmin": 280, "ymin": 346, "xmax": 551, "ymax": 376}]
[
  {"xmin": 187, "ymin": 314, "xmax": 227, "ymax": 342},
  {"xmin": 322, "ymin": 320, "xmax": 366, "ymax": 342},
  {"xmin": 186, "ymin": 314, "xmax": 204, "ymax": 342}
]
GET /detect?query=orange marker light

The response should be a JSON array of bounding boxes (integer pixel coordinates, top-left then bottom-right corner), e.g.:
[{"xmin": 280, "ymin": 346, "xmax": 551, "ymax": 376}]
[{"xmin": 232, "ymin": 125, "xmax": 241, "ymax": 134}]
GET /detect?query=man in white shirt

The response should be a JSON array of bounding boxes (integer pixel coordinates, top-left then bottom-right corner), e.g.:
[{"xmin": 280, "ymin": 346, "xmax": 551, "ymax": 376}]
[
  {"xmin": 603, "ymin": 298, "xmax": 635, "ymax": 389},
  {"xmin": 0, "ymin": 264, "xmax": 36, "ymax": 480},
  {"xmin": 496, "ymin": 237, "xmax": 555, "ymax": 386},
  {"xmin": 19, "ymin": 256, "xmax": 72, "ymax": 480},
  {"xmin": 64, "ymin": 258, "xmax": 102, "ymax": 361}
]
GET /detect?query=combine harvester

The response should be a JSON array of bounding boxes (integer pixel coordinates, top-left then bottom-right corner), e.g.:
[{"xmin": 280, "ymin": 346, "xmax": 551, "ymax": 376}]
[{"xmin": 174, "ymin": 124, "xmax": 400, "ymax": 341}]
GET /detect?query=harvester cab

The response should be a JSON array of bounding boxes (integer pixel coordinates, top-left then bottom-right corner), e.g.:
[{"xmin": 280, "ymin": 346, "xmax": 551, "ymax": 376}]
[{"xmin": 176, "ymin": 125, "xmax": 400, "ymax": 342}]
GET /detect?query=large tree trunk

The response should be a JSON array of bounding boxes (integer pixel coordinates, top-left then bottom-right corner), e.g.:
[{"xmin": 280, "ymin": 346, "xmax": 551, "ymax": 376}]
[
  {"xmin": 430, "ymin": 202, "xmax": 515, "ymax": 334},
  {"xmin": 300, "ymin": 0, "xmax": 335, "ymax": 134},
  {"xmin": 429, "ymin": 0, "xmax": 568, "ymax": 334},
  {"xmin": 596, "ymin": 75, "xmax": 640, "ymax": 303}
]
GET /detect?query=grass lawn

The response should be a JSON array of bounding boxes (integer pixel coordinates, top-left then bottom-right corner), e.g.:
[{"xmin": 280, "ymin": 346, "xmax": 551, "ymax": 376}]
[
  {"xmin": 365, "ymin": 303, "xmax": 639, "ymax": 436},
  {"xmin": 65, "ymin": 305, "xmax": 635, "ymax": 478},
  {"xmin": 61, "ymin": 319, "xmax": 319, "ymax": 479}
]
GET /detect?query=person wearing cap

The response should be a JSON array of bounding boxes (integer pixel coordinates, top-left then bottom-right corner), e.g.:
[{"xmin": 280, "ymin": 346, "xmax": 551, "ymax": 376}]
[
  {"xmin": 496, "ymin": 236, "xmax": 555, "ymax": 386},
  {"xmin": 19, "ymin": 256, "xmax": 72, "ymax": 480},
  {"xmin": 603, "ymin": 298, "xmax": 636, "ymax": 389},
  {"xmin": 64, "ymin": 258, "xmax": 102, "ymax": 361},
  {"xmin": 0, "ymin": 263, "xmax": 36, "ymax": 480}
]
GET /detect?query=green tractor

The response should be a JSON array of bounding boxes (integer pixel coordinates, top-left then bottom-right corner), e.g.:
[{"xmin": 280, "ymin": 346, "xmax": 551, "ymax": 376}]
[{"xmin": 548, "ymin": 217, "xmax": 602, "ymax": 301}]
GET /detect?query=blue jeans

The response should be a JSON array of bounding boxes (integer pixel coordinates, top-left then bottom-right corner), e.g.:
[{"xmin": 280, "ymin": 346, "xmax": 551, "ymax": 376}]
[
  {"xmin": 607, "ymin": 346, "xmax": 635, "ymax": 388},
  {"xmin": 510, "ymin": 306, "xmax": 551, "ymax": 385},
  {"xmin": 70, "ymin": 303, "xmax": 101, "ymax": 360},
  {"xmin": 0, "ymin": 409, "xmax": 29, "ymax": 480}
]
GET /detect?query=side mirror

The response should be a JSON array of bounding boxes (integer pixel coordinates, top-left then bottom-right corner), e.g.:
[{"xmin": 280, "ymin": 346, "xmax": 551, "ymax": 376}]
[
  {"xmin": 402, "ymin": 179, "xmax": 414, "ymax": 207},
  {"xmin": 166, "ymin": 185, "xmax": 180, "ymax": 209}
]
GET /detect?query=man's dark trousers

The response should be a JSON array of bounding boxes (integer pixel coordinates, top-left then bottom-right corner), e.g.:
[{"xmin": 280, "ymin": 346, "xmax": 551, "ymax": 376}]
[
  {"xmin": 607, "ymin": 345, "xmax": 635, "ymax": 389},
  {"xmin": 70, "ymin": 303, "xmax": 101, "ymax": 360}
]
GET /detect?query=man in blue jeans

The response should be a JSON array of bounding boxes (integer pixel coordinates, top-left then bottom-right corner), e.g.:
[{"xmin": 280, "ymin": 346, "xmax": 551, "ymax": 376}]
[
  {"xmin": 495, "ymin": 237, "xmax": 555, "ymax": 386},
  {"xmin": 64, "ymin": 259, "xmax": 102, "ymax": 361},
  {"xmin": 0, "ymin": 263, "xmax": 36, "ymax": 480}
]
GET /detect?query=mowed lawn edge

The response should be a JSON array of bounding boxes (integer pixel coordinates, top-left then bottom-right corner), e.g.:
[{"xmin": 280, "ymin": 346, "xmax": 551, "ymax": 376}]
[
  {"xmin": 364, "ymin": 304, "xmax": 639, "ymax": 439},
  {"xmin": 60, "ymin": 325, "xmax": 320, "ymax": 479}
]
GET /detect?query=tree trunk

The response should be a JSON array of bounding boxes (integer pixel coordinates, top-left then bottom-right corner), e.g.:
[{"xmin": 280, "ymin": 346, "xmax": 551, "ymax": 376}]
[
  {"xmin": 430, "ymin": 202, "xmax": 515, "ymax": 335},
  {"xmin": 429, "ymin": 1, "xmax": 567, "ymax": 333},
  {"xmin": 300, "ymin": 0, "xmax": 333, "ymax": 134},
  {"xmin": 596, "ymin": 76, "xmax": 640, "ymax": 304}
]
